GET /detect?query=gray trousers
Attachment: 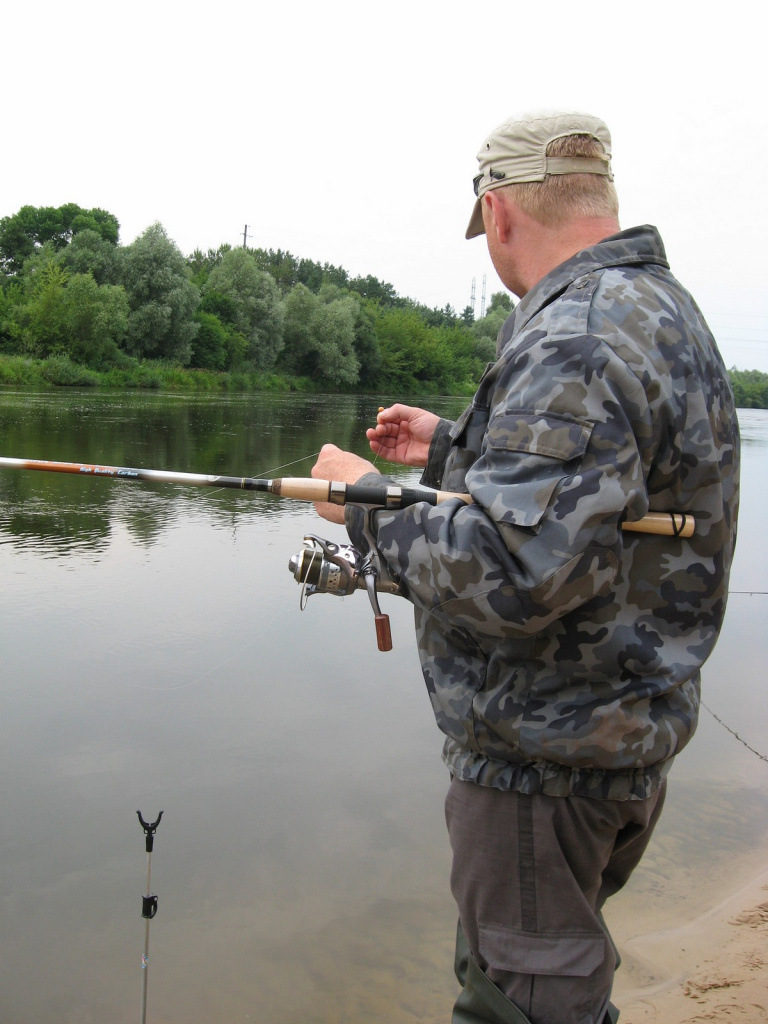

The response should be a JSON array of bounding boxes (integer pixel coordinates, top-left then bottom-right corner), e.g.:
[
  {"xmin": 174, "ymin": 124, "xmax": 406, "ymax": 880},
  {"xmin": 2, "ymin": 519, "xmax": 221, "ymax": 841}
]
[{"xmin": 445, "ymin": 776, "xmax": 666, "ymax": 1024}]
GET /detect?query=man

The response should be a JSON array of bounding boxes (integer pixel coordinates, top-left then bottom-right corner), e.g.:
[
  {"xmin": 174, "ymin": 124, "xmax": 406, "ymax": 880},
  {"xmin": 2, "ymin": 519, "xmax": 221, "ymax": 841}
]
[{"xmin": 312, "ymin": 111, "xmax": 740, "ymax": 1024}]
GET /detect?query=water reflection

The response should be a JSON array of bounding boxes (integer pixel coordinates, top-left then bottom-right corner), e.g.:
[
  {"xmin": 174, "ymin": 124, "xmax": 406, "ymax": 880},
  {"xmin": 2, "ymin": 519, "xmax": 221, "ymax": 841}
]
[
  {"xmin": 0, "ymin": 390, "xmax": 465, "ymax": 557},
  {"xmin": 0, "ymin": 391, "xmax": 766, "ymax": 1023}
]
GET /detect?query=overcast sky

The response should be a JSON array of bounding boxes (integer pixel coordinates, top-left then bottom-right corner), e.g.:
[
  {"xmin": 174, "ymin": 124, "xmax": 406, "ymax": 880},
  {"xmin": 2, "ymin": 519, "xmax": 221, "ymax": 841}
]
[{"xmin": 5, "ymin": 1, "xmax": 767, "ymax": 371}]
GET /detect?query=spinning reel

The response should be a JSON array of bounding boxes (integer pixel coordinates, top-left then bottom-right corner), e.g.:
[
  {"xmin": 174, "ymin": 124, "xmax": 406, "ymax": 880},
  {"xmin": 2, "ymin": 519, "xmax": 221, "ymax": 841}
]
[{"xmin": 288, "ymin": 534, "xmax": 401, "ymax": 651}]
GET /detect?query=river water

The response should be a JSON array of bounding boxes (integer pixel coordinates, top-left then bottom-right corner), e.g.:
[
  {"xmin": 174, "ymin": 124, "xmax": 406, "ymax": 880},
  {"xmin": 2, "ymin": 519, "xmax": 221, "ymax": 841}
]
[{"xmin": 0, "ymin": 391, "xmax": 766, "ymax": 1024}]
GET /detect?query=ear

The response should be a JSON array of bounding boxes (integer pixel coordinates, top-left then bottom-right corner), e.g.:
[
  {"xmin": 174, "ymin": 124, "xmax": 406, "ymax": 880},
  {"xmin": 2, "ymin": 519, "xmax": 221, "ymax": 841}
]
[{"xmin": 483, "ymin": 190, "xmax": 513, "ymax": 243}]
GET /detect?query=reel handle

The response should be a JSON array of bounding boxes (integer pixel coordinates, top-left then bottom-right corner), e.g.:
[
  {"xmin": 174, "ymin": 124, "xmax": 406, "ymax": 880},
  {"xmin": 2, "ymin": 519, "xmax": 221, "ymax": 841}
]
[{"xmin": 374, "ymin": 614, "xmax": 392, "ymax": 652}]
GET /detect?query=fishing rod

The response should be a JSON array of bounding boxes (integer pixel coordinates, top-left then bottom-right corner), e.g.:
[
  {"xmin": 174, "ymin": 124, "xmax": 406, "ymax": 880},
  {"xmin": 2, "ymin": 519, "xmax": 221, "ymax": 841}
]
[
  {"xmin": 0, "ymin": 455, "xmax": 471, "ymax": 509},
  {"xmin": 0, "ymin": 455, "xmax": 695, "ymax": 652},
  {"xmin": 0, "ymin": 456, "xmax": 694, "ymax": 536}
]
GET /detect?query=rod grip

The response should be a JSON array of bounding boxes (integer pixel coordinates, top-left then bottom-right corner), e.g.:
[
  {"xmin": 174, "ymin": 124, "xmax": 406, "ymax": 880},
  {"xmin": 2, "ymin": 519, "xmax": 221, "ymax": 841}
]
[
  {"xmin": 622, "ymin": 512, "xmax": 695, "ymax": 538},
  {"xmin": 274, "ymin": 478, "xmax": 334, "ymax": 501}
]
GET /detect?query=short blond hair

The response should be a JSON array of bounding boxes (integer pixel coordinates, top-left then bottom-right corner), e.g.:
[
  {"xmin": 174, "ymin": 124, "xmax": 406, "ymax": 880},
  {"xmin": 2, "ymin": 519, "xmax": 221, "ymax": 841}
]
[{"xmin": 506, "ymin": 134, "xmax": 619, "ymax": 226}]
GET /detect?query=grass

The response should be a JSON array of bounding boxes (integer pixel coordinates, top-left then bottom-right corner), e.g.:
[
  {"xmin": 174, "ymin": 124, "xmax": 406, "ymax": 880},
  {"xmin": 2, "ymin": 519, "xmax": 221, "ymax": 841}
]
[{"xmin": 0, "ymin": 354, "xmax": 305, "ymax": 393}]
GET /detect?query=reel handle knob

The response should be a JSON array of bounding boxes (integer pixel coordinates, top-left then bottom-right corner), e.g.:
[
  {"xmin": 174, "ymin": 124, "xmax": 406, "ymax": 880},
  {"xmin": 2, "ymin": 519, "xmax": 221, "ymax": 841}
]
[{"xmin": 374, "ymin": 614, "xmax": 392, "ymax": 652}]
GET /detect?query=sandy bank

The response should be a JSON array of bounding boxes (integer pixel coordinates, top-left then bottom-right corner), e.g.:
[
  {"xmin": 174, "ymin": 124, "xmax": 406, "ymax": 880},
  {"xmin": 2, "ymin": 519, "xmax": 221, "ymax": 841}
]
[{"xmin": 614, "ymin": 865, "xmax": 768, "ymax": 1023}]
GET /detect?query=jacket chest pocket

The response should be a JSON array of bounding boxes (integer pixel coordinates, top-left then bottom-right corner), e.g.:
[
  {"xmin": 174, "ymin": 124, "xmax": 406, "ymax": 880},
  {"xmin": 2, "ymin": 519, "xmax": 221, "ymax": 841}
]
[{"xmin": 467, "ymin": 410, "xmax": 594, "ymax": 528}]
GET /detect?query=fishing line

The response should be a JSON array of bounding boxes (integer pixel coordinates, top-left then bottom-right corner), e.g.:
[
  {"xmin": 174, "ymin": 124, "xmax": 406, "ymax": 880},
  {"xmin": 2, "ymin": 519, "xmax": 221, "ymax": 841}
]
[
  {"xmin": 98, "ymin": 451, "xmax": 326, "ymax": 534},
  {"xmin": 250, "ymin": 451, "xmax": 322, "ymax": 480},
  {"xmin": 698, "ymin": 588, "xmax": 768, "ymax": 763},
  {"xmin": 702, "ymin": 701, "xmax": 768, "ymax": 764},
  {"xmin": 145, "ymin": 451, "xmax": 324, "ymax": 509}
]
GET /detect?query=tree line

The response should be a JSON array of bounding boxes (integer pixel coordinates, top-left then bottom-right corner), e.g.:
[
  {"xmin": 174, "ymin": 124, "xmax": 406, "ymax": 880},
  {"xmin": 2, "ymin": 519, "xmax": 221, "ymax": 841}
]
[
  {"xmin": 728, "ymin": 367, "xmax": 768, "ymax": 409},
  {"xmin": 0, "ymin": 203, "xmax": 512, "ymax": 395},
  {"xmin": 1, "ymin": 203, "xmax": 765, "ymax": 406}
]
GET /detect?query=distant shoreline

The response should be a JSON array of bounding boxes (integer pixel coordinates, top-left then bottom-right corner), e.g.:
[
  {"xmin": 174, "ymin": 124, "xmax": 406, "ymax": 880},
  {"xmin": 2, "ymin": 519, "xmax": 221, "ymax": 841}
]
[
  {"xmin": 0, "ymin": 353, "xmax": 477, "ymax": 397},
  {"xmin": 1, "ymin": 354, "xmax": 765, "ymax": 408}
]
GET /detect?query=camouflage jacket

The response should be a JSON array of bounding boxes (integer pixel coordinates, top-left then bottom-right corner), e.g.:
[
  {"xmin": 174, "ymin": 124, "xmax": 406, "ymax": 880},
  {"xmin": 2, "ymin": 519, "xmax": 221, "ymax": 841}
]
[{"xmin": 349, "ymin": 225, "xmax": 740, "ymax": 800}]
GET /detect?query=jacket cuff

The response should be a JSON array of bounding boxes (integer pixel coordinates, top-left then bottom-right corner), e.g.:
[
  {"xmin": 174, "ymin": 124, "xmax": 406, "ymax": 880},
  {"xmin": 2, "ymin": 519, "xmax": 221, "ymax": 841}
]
[
  {"xmin": 344, "ymin": 471, "xmax": 391, "ymax": 551},
  {"xmin": 419, "ymin": 418, "xmax": 455, "ymax": 489}
]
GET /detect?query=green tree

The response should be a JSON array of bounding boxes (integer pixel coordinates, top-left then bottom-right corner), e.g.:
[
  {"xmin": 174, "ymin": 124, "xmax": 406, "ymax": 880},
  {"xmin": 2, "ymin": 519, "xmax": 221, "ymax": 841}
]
[
  {"xmin": 190, "ymin": 311, "xmax": 247, "ymax": 371},
  {"xmin": 351, "ymin": 300, "xmax": 382, "ymax": 387},
  {"xmin": 373, "ymin": 306, "xmax": 477, "ymax": 394},
  {"xmin": 0, "ymin": 280, "xmax": 25, "ymax": 351},
  {"xmin": 311, "ymin": 295, "xmax": 360, "ymax": 386},
  {"xmin": 15, "ymin": 250, "xmax": 70, "ymax": 355},
  {"xmin": 60, "ymin": 229, "xmax": 121, "ymax": 285},
  {"xmin": 471, "ymin": 294, "xmax": 514, "ymax": 367},
  {"xmin": 121, "ymin": 223, "xmax": 199, "ymax": 364},
  {"xmin": 0, "ymin": 204, "xmax": 119, "ymax": 274},
  {"xmin": 0, "ymin": 207, "xmax": 41, "ymax": 274},
  {"xmin": 250, "ymin": 248, "xmax": 301, "ymax": 291},
  {"xmin": 57, "ymin": 275, "xmax": 130, "ymax": 368},
  {"xmin": 10, "ymin": 246, "xmax": 130, "ymax": 365},
  {"xmin": 280, "ymin": 283, "xmax": 319, "ymax": 376},
  {"xmin": 279, "ymin": 283, "xmax": 360, "ymax": 386},
  {"xmin": 187, "ymin": 244, "xmax": 232, "ymax": 288},
  {"xmin": 348, "ymin": 274, "xmax": 399, "ymax": 305},
  {"xmin": 64, "ymin": 205, "xmax": 119, "ymax": 245},
  {"xmin": 198, "ymin": 289, "xmax": 239, "ymax": 326},
  {"xmin": 204, "ymin": 248, "xmax": 284, "ymax": 371},
  {"xmin": 488, "ymin": 291, "xmax": 513, "ymax": 313},
  {"xmin": 374, "ymin": 307, "xmax": 442, "ymax": 392},
  {"xmin": 295, "ymin": 256, "xmax": 349, "ymax": 293},
  {"xmin": 728, "ymin": 367, "xmax": 768, "ymax": 409}
]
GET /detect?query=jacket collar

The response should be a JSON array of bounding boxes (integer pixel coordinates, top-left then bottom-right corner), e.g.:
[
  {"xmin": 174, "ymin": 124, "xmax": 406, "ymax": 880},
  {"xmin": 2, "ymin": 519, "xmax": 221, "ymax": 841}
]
[{"xmin": 498, "ymin": 225, "xmax": 670, "ymax": 351}]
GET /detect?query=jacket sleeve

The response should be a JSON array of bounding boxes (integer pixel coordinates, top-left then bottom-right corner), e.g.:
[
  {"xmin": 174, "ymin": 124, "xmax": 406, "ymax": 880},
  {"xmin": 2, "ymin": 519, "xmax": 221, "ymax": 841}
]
[{"xmin": 350, "ymin": 332, "xmax": 653, "ymax": 641}]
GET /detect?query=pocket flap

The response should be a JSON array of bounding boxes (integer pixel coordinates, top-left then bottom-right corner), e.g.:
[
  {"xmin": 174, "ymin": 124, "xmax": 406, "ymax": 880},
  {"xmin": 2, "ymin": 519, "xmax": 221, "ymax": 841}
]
[
  {"xmin": 480, "ymin": 922, "xmax": 605, "ymax": 977},
  {"xmin": 467, "ymin": 412, "xmax": 593, "ymax": 529},
  {"xmin": 487, "ymin": 411, "xmax": 592, "ymax": 460}
]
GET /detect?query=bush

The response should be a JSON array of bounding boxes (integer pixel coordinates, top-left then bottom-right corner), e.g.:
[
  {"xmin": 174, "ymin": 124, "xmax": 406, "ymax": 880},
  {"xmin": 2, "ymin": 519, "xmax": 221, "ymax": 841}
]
[
  {"xmin": 40, "ymin": 355, "xmax": 99, "ymax": 387},
  {"xmin": 0, "ymin": 354, "xmax": 46, "ymax": 385},
  {"xmin": 132, "ymin": 364, "xmax": 164, "ymax": 389}
]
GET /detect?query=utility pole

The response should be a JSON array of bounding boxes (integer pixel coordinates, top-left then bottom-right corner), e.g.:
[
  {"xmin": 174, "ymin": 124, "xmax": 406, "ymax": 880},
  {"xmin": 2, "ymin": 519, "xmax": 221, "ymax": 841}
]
[
  {"xmin": 470, "ymin": 277, "xmax": 476, "ymax": 318},
  {"xmin": 242, "ymin": 225, "xmax": 250, "ymax": 249},
  {"xmin": 480, "ymin": 274, "xmax": 487, "ymax": 318}
]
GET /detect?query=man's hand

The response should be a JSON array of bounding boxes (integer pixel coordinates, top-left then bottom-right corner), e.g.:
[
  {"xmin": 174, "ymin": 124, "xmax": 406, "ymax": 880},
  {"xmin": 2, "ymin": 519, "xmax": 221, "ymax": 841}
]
[
  {"xmin": 311, "ymin": 444, "xmax": 378, "ymax": 524},
  {"xmin": 366, "ymin": 404, "xmax": 440, "ymax": 467}
]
